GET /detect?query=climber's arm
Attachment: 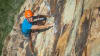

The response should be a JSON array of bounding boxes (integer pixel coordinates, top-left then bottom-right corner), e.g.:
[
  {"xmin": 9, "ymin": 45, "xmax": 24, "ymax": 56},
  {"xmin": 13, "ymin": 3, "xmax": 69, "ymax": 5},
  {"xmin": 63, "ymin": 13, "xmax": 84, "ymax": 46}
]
[
  {"xmin": 31, "ymin": 24, "xmax": 53, "ymax": 30},
  {"xmin": 35, "ymin": 15, "xmax": 50, "ymax": 18}
]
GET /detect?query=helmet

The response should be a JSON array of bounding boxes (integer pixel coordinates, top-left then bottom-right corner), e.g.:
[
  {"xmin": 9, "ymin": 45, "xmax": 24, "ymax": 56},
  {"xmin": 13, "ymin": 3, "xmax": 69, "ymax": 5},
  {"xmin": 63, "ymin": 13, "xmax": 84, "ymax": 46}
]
[{"xmin": 24, "ymin": 10, "xmax": 33, "ymax": 18}]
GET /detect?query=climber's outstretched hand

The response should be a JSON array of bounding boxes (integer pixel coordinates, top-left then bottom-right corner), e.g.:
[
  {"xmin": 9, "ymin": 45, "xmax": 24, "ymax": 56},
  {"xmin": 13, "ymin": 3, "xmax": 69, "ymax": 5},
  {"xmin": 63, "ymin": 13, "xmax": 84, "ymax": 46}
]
[{"xmin": 46, "ymin": 23, "xmax": 53, "ymax": 27}]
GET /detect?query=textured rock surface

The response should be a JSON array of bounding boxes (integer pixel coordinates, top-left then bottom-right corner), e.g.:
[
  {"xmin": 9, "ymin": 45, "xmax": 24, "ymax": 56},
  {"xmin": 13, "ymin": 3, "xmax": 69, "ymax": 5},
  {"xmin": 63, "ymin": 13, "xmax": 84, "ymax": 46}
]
[{"xmin": 2, "ymin": 0, "xmax": 100, "ymax": 56}]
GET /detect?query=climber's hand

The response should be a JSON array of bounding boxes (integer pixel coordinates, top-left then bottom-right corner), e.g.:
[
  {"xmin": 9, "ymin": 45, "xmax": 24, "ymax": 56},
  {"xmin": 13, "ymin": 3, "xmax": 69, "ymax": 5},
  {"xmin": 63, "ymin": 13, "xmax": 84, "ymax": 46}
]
[{"xmin": 47, "ymin": 23, "xmax": 53, "ymax": 27}]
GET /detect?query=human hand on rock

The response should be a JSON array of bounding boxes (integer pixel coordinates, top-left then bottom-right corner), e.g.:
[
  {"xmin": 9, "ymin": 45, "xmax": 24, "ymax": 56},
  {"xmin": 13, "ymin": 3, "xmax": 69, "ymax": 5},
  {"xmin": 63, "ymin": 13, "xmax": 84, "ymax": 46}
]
[{"xmin": 47, "ymin": 23, "xmax": 53, "ymax": 27}]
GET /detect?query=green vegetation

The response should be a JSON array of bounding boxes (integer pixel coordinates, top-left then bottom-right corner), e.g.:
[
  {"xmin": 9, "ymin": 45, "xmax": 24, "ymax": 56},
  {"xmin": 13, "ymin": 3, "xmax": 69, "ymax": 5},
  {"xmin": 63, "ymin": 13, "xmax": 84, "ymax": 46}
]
[{"xmin": 0, "ymin": 0, "xmax": 24, "ymax": 55}]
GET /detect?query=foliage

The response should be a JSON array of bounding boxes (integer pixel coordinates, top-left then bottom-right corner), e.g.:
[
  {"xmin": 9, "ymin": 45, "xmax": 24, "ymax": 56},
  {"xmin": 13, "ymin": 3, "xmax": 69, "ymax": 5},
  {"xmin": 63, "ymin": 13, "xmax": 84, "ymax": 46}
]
[{"xmin": 0, "ymin": 0, "xmax": 24, "ymax": 55}]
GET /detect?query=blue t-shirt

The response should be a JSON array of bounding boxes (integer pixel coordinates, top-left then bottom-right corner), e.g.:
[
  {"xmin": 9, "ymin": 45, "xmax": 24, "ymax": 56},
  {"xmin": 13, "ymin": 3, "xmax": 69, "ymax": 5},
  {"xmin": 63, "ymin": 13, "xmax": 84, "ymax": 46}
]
[{"xmin": 21, "ymin": 19, "xmax": 32, "ymax": 37}]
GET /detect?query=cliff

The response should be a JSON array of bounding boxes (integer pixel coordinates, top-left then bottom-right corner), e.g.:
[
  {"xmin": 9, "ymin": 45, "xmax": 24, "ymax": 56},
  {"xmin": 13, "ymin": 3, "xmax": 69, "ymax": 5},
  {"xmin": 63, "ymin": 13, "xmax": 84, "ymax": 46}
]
[{"xmin": 2, "ymin": 0, "xmax": 100, "ymax": 56}]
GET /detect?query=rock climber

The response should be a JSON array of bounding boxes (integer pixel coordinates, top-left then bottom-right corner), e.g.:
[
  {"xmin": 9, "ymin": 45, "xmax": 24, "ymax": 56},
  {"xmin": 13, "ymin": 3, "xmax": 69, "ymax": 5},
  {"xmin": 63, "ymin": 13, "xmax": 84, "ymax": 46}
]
[{"xmin": 19, "ymin": 10, "xmax": 53, "ymax": 54}]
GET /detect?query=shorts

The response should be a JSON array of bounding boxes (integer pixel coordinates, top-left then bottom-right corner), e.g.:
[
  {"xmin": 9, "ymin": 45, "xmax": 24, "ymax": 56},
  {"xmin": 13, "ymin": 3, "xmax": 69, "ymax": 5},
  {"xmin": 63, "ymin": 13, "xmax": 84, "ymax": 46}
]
[{"xmin": 22, "ymin": 32, "xmax": 31, "ymax": 40}]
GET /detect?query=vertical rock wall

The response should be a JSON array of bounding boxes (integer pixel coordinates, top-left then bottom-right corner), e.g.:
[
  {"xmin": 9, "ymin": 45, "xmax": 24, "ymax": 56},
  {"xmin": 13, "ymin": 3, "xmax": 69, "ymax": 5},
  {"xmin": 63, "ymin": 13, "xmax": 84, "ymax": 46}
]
[{"xmin": 2, "ymin": 0, "xmax": 100, "ymax": 56}]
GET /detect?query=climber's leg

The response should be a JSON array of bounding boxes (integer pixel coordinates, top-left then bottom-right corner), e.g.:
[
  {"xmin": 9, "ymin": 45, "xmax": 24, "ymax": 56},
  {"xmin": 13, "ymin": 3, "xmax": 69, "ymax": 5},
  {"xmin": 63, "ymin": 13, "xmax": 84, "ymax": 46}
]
[
  {"xmin": 29, "ymin": 32, "xmax": 38, "ymax": 55},
  {"xmin": 37, "ymin": 17, "xmax": 47, "ymax": 25},
  {"xmin": 31, "ymin": 32, "xmax": 36, "ymax": 41},
  {"xmin": 29, "ymin": 33, "xmax": 35, "ymax": 54}
]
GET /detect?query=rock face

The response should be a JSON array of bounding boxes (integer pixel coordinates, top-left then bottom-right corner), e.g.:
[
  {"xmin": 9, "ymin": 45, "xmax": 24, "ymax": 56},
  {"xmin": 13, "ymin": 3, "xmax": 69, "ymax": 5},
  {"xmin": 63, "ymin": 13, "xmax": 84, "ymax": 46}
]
[{"xmin": 2, "ymin": 0, "xmax": 100, "ymax": 56}]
